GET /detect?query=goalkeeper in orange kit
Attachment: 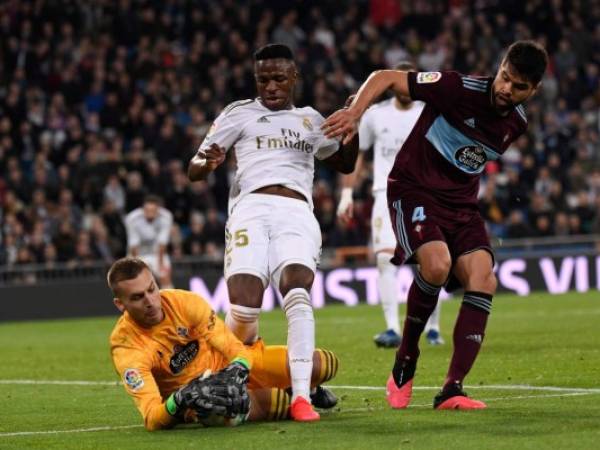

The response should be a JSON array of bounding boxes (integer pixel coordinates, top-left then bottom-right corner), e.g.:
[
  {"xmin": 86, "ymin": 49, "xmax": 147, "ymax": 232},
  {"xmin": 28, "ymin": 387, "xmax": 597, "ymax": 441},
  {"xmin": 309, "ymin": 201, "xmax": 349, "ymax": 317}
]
[{"xmin": 108, "ymin": 257, "xmax": 339, "ymax": 430}]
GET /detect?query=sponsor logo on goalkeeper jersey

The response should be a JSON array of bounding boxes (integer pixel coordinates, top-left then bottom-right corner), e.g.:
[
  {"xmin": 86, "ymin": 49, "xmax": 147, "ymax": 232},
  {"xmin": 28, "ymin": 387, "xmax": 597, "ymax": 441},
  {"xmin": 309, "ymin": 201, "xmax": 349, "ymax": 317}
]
[
  {"xmin": 170, "ymin": 340, "xmax": 199, "ymax": 374},
  {"xmin": 123, "ymin": 368, "xmax": 144, "ymax": 390}
]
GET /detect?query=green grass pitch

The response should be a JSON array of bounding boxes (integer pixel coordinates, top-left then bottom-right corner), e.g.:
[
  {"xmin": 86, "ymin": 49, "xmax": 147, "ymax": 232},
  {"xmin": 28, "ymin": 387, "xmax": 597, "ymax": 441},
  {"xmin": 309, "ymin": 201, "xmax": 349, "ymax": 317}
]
[{"xmin": 1, "ymin": 292, "xmax": 599, "ymax": 449}]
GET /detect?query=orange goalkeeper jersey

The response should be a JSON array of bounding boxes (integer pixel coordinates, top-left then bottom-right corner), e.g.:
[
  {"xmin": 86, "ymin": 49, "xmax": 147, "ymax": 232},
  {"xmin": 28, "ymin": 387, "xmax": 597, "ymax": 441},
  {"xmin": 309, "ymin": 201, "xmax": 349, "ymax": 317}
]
[{"xmin": 110, "ymin": 289, "xmax": 254, "ymax": 430}]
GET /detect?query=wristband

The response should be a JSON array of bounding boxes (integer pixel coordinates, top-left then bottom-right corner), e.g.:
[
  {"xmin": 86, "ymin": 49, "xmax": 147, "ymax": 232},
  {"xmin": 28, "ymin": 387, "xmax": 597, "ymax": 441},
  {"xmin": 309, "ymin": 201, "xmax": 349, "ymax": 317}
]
[
  {"xmin": 166, "ymin": 393, "xmax": 179, "ymax": 416},
  {"xmin": 340, "ymin": 187, "xmax": 353, "ymax": 203},
  {"xmin": 231, "ymin": 357, "xmax": 250, "ymax": 370}
]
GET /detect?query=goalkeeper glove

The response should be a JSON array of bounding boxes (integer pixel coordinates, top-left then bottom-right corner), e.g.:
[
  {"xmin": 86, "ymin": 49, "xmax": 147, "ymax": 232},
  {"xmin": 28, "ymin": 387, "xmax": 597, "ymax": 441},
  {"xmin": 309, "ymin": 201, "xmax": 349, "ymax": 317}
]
[{"xmin": 166, "ymin": 376, "xmax": 220, "ymax": 418}]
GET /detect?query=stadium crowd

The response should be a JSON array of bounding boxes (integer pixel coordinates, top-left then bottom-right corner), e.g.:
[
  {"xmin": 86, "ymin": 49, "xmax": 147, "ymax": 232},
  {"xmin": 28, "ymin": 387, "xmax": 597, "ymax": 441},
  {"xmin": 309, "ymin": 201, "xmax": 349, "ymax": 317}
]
[{"xmin": 1, "ymin": 0, "xmax": 599, "ymax": 268}]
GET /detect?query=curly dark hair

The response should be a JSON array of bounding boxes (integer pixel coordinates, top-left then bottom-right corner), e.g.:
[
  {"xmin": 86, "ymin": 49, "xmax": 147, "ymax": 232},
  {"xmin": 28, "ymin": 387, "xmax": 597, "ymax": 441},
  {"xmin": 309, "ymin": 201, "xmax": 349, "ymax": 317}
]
[{"xmin": 504, "ymin": 40, "xmax": 548, "ymax": 85}]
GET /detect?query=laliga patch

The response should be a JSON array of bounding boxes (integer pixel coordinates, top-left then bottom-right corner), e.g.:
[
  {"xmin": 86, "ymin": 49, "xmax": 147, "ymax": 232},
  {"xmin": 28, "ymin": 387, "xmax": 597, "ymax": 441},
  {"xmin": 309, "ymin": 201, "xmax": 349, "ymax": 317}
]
[
  {"xmin": 206, "ymin": 122, "xmax": 217, "ymax": 137},
  {"xmin": 417, "ymin": 72, "xmax": 441, "ymax": 84},
  {"xmin": 123, "ymin": 368, "xmax": 144, "ymax": 391}
]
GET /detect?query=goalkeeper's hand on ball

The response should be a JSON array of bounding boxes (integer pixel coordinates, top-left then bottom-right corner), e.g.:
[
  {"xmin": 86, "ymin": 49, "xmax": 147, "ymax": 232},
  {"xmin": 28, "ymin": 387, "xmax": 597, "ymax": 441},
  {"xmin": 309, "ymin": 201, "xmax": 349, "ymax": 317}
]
[
  {"xmin": 209, "ymin": 359, "xmax": 250, "ymax": 418},
  {"xmin": 166, "ymin": 373, "xmax": 229, "ymax": 418},
  {"xmin": 166, "ymin": 359, "xmax": 250, "ymax": 419}
]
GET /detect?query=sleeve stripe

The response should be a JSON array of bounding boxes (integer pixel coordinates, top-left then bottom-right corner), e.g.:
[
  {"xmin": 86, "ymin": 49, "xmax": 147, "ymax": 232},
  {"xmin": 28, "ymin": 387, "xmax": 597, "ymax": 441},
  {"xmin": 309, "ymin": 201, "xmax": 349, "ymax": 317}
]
[
  {"xmin": 462, "ymin": 76, "xmax": 488, "ymax": 86},
  {"xmin": 223, "ymin": 99, "xmax": 255, "ymax": 115},
  {"xmin": 462, "ymin": 80, "xmax": 487, "ymax": 92},
  {"xmin": 515, "ymin": 105, "xmax": 527, "ymax": 122}
]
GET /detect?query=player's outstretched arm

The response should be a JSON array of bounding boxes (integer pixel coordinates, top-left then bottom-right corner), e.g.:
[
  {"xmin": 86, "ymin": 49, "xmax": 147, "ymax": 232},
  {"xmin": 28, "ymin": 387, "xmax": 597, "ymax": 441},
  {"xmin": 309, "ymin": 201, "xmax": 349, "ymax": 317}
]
[
  {"xmin": 187, "ymin": 143, "xmax": 226, "ymax": 181},
  {"xmin": 322, "ymin": 70, "xmax": 409, "ymax": 144},
  {"xmin": 321, "ymin": 131, "xmax": 359, "ymax": 174}
]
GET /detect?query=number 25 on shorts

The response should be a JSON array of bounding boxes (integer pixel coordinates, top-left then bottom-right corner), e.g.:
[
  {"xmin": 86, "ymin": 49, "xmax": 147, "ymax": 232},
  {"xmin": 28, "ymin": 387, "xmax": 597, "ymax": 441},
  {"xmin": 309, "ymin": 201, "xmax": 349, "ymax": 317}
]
[
  {"xmin": 412, "ymin": 206, "xmax": 426, "ymax": 223},
  {"xmin": 226, "ymin": 228, "xmax": 249, "ymax": 254}
]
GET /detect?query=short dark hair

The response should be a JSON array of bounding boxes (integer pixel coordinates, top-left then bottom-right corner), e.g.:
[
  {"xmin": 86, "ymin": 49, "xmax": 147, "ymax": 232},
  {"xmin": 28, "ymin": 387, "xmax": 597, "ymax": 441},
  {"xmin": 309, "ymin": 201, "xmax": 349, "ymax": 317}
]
[
  {"xmin": 254, "ymin": 44, "xmax": 294, "ymax": 62},
  {"xmin": 504, "ymin": 40, "xmax": 548, "ymax": 85},
  {"xmin": 107, "ymin": 257, "xmax": 150, "ymax": 296},
  {"xmin": 143, "ymin": 195, "xmax": 162, "ymax": 206},
  {"xmin": 394, "ymin": 61, "xmax": 416, "ymax": 71}
]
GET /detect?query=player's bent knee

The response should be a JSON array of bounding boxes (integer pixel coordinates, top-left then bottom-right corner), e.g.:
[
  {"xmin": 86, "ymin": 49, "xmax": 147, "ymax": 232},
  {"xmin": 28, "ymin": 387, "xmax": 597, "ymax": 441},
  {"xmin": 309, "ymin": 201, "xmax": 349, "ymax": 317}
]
[
  {"xmin": 484, "ymin": 272, "xmax": 498, "ymax": 294},
  {"xmin": 312, "ymin": 349, "xmax": 339, "ymax": 385},
  {"xmin": 228, "ymin": 274, "xmax": 264, "ymax": 308},
  {"xmin": 420, "ymin": 257, "xmax": 451, "ymax": 286},
  {"xmin": 466, "ymin": 271, "xmax": 497, "ymax": 295},
  {"xmin": 279, "ymin": 264, "xmax": 314, "ymax": 297}
]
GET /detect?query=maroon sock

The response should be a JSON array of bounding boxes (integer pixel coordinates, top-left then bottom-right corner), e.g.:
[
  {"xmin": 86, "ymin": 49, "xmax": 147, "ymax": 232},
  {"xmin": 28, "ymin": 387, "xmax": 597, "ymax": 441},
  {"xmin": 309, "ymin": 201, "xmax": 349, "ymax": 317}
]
[
  {"xmin": 396, "ymin": 271, "xmax": 441, "ymax": 362},
  {"xmin": 444, "ymin": 291, "xmax": 492, "ymax": 388}
]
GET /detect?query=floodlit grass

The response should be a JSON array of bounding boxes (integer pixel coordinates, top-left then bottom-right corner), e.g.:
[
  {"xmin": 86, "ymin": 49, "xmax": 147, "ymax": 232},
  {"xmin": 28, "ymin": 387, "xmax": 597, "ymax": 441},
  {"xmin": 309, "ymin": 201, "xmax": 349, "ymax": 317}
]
[{"xmin": 1, "ymin": 292, "xmax": 600, "ymax": 449}]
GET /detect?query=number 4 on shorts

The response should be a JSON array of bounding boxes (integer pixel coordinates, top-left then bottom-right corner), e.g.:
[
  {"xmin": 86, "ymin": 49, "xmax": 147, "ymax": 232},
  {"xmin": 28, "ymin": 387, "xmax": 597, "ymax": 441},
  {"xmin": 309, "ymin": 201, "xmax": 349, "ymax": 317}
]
[{"xmin": 412, "ymin": 206, "xmax": 426, "ymax": 223}]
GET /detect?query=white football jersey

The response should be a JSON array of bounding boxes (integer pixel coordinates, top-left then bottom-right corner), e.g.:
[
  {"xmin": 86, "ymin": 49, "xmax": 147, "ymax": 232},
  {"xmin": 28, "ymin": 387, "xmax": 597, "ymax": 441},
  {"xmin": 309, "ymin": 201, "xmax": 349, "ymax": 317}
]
[
  {"xmin": 125, "ymin": 207, "xmax": 173, "ymax": 257},
  {"xmin": 199, "ymin": 98, "xmax": 340, "ymax": 210},
  {"xmin": 359, "ymin": 98, "xmax": 424, "ymax": 192}
]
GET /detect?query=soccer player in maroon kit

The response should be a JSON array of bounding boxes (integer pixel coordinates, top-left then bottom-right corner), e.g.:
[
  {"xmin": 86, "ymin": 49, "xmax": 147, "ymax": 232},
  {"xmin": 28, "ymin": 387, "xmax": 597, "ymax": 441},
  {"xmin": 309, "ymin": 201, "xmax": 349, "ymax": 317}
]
[{"xmin": 323, "ymin": 41, "xmax": 548, "ymax": 409}]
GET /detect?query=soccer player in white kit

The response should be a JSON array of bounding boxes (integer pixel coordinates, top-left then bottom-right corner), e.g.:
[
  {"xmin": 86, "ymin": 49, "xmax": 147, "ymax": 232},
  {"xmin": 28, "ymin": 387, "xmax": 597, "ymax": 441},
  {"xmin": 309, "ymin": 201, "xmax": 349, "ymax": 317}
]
[
  {"xmin": 188, "ymin": 44, "xmax": 358, "ymax": 422},
  {"xmin": 124, "ymin": 196, "xmax": 174, "ymax": 288},
  {"xmin": 337, "ymin": 62, "xmax": 443, "ymax": 348}
]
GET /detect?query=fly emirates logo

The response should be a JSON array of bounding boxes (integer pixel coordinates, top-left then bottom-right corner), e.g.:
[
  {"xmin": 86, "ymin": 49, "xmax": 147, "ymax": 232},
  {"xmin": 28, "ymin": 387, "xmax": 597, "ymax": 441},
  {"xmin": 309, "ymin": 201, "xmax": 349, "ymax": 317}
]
[{"xmin": 256, "ymin": 128, "xmax": 314, "ymax": 153}]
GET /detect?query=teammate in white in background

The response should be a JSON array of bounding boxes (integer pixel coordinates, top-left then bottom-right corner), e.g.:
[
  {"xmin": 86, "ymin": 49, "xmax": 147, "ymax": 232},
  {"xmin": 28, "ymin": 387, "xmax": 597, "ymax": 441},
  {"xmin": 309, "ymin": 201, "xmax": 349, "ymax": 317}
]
[
  {"xmin": 188, "ymin": 44, "xmax": 358, "ymax": 422},
  {"xmin": 125, "ymin": 196, "xmax": 174, "ymax": 288},
  {"xmin": 337, "ymin": 62, "xmax": 444, "ymax": 348}
]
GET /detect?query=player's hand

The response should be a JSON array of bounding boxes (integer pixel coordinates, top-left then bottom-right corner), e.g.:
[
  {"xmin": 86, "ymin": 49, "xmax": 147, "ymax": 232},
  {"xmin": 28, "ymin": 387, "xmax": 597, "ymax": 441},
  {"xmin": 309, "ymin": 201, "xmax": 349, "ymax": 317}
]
[
  {"xmin": 214, "ymin": 361, "xmax": 250, "ymax": 387},
  {"xmin": 322, "ymin": 107, "xmax": 360, "ymax": 145},
  {"xmin": 209, "ymin": 361, "xmax": 250, "ymax": 417},
  {"xmin": 337, "ymin": 187, "xmax": 354, "ymax": 225},
  {"xmin": 197, "ymin": 144, "xmax": 226, "ymax": 171},
  {"xmin": 170, "ymin": 375, "xmax": 230, "ymax": 418}
]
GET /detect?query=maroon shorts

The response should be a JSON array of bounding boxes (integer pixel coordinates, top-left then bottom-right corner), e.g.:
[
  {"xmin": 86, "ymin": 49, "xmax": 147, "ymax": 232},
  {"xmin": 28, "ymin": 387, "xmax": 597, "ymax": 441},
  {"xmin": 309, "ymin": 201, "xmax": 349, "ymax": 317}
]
[{"xmin": 387, "ymin": 191, "xmax": 494, "ymax": 272}]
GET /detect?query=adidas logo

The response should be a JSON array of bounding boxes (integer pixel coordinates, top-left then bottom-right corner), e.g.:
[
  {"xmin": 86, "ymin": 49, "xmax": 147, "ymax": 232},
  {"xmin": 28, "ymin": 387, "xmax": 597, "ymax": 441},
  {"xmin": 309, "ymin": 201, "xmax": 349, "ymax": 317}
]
[
  {"xmin": 257, "ymin": 116, "xmax": 270, "ymax": 123},
  {"xmin": 466, "ymin": 334, "xmax": 482, "ymax": 344},
  {"xmin": 464, "ymin": 118, "xmax": 475, "ymax": 128}
]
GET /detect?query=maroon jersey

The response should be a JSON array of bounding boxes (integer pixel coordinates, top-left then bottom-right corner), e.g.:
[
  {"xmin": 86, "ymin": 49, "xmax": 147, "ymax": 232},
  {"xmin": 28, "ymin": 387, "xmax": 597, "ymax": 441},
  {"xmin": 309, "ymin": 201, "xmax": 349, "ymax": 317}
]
[{"xmin": 388, "ymin": 71, "xmax": 528, "ymax": 211}]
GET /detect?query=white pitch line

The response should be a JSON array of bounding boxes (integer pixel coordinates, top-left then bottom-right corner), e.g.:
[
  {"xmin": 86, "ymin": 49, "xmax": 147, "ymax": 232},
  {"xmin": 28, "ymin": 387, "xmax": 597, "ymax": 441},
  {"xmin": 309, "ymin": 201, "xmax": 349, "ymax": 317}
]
[
  {"xmin": 326, "ymin": 384, "xmax": 600, "ymax": 394},
  {"xmin": 0, "ymin": 425, "xmax": 141, "ymax": 437},
  {"xmin": 324, "ymin": 391, "xmax": 600, "ymax": 414},
  {"xmin": 0, "ymin": 379, "xmax": 119, "ymax": 386}
]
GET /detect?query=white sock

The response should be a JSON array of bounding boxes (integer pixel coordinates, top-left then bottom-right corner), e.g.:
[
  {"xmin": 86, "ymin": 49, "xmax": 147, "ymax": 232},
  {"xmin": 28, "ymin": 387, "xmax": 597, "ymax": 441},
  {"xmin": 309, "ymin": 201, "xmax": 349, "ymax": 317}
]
[
  {"xmin": 377, "ymin": 253, "xmax": 400, "ymax": 334},
  {"xmin": 283, "ymin": 288, "xmax": 314, "ymax": 402},
  {"xmin": 425, "ymin": 300, "xmax": 442, "ymax": 332},
  {"xmin": 225, "ymin": 304, "xmax": 261, "ymax": 344}
]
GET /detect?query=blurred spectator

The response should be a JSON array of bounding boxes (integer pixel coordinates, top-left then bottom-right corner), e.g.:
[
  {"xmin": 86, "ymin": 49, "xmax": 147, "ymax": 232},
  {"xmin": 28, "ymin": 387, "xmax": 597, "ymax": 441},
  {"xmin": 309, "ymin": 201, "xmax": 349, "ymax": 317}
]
[
  {"xmin": 125, "ymin": 196, "xmax": 173, "ymax": 287},
  {"xmin": 202, "ymin": 208, "xmax": 226, "ymax": 248},
  {"xmin": 104, "ymin": 175, "xmax": 126, "ymax": 213},
  {"xmin": 505, "ymin": 210, "xmax": 533, "ymax": 239},
  {"xmin": 183, "ymin": 212, "xmax": 206, "ymax": 256}
]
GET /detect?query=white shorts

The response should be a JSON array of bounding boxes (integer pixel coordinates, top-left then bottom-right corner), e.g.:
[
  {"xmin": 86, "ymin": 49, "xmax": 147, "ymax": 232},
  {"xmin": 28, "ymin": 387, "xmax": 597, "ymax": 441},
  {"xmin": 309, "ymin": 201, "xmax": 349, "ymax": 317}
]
[
  {"xmin": 224, "ymin": 194, "xmax": 322, "ymax": 289},
  {"xmin": 139, "ymin": 254, "xmax": 171, "ymax": 276},
  {"xmin": 371, "ymin": 190, "xmax": 396, "ymax": 253}
]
